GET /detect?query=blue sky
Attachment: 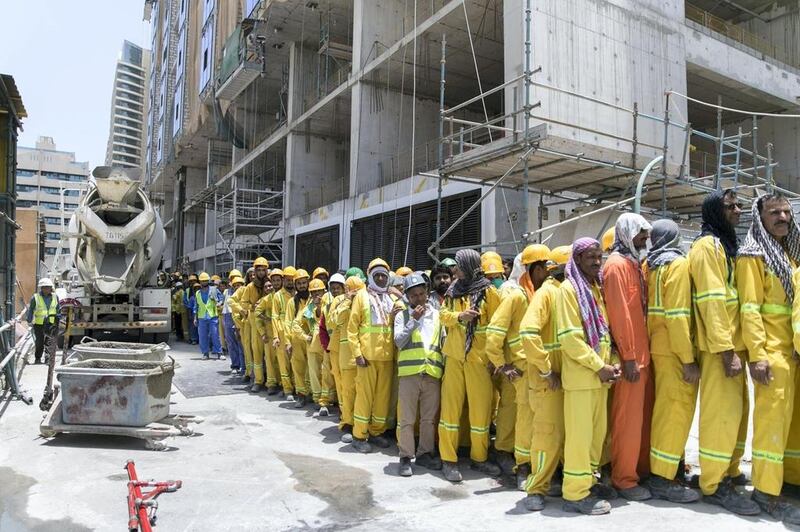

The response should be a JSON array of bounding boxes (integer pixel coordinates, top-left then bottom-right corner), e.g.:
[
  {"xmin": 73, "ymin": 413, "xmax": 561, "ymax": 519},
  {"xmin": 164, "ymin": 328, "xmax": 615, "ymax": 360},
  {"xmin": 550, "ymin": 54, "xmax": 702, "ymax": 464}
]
[{"xmin": 0, "ymin": 1, "xmax": 151, "ymax": 168}]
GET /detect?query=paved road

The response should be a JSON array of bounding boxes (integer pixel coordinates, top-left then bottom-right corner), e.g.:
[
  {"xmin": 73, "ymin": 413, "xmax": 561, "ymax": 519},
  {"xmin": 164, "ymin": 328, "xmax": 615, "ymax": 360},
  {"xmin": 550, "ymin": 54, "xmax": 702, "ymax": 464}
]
[{"xmin": 0, "ymin": 338, "xmax": 783, "ymax": 531}]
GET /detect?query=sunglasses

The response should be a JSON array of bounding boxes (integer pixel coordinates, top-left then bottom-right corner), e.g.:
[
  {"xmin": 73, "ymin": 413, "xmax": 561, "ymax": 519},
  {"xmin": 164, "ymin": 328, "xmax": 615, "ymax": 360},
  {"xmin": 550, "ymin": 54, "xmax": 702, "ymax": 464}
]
[{"xmin": 723, "ymin": 202, "xmax": 743, "ymax": 211}]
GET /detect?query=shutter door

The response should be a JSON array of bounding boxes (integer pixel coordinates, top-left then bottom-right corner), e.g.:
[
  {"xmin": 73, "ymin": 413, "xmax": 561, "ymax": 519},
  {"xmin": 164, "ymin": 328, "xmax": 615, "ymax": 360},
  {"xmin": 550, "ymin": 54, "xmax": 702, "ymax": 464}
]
[
  {"xmin": 349, "ymin": 190, "xmax": 481, "ymax": 271},
  {"xmin": 295, "ymin": 225, "xmax": 340, "ymax": 273}
]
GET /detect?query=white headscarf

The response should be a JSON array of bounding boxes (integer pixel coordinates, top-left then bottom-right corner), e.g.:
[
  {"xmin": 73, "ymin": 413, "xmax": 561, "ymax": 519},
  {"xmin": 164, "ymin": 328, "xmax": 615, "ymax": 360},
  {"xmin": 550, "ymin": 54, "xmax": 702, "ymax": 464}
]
[
  {"xmin": 367, "ymin": 266, "xmax": 393, "ymax": 325},
  {"xmin": 501, "ymin": 253, "xmax": 525, "ymax": 291},
  {"xmin": 613, "ymin": 213, "xmax": 653, "ymax": 262}
]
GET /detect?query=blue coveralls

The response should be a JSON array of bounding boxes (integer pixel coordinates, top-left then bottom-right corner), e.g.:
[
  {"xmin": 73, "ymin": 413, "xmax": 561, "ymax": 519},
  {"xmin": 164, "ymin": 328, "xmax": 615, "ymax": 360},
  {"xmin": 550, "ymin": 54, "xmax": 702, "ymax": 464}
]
[
  {"xmin": 222, "ymin": 288, "xmax": 244, "ymax": 371},
  {"xmin": 193, "ymin": 286, "xmax": 222, "ymax": 357}
]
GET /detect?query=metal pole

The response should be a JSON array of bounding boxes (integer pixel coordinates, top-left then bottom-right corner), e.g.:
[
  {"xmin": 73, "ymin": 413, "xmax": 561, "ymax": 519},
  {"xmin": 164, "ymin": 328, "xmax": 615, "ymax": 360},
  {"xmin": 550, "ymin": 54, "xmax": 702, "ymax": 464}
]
[
  {"xmin": 522, "ymin": 0, "xmax": 532, "ymax": 237},
  {"xmin": 435, "ymin": 34, "xmax": 446, "ymax": 261},
  {"xmin": 752, "ymin": 116, "xmax": 759, "ymax": 181},
  {"xmin": 661, "ymin": 93, "xmax": 670, "ymax": 216},
  {"xmin": 632, "ymin": 102, "xmax": 639, "ymax": 170},
  {"xmin": 634, "ymin": 155, "xmax": 664, "ymax": 214},
  {"xmin": 767, "ymin": 142, "xmax": 774, "ymax": 191}
]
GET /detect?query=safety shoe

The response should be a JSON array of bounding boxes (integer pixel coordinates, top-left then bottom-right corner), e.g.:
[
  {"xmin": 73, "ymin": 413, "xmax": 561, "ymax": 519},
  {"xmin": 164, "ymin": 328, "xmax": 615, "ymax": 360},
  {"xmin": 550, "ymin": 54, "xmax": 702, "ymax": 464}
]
[
  {"xmin": 495, "ymin": 451, "xmax": 516, "ymax": 476},
  {"xmin": 618, "ymin": 484, "xmax": 652, "ymax": 501},
  {"xmin": 249, "ymin": 383, "xmax": 263, "ymax": 393},
  {"xmin": 523, "ymin": 494, "xmax": 546, "ymax": 512},
  {"xmin": 352, "ymin": 438, "xmax": 372, "ymax": 454},
  {"xmin": 340, "ymin": 432, "xmax": 354, "ymax": 444},
  {"xmin": 647, "ymin": 475, "xmax": 700, "ymax": 503},
  {"xmin": 730, "ymin": 473, "xmax": 749, "ymax": 486},
  {"xmin": 415, "ymin": 453, "xmax": 443, "ymax": 471},
  {"xmin": 203, "ymin": 353, "xmax": 210, "ymax": 360},
  {"xmin": 442, "ymin": 461, "xmax": 463, "ymax": 483},
  {"xmin": 230, "ymin": 368, "xmax": 239, "ymax": 376},
  {"xmin": 285, "ymin": 394, "xmax": 295, "ymax": 402},
  {"xmin": 218, "ymin": 354, "xmax": 226, "ymax": 361},
  {"xmin": 547, "ymin": 482, "xmax": 563, "ymax": 498},
  {"xmin": 293, "ymin": 396, "xmax": 307, "ymax": 409},
  {"xmin": 370, "ymin": 434, "xmax": 392, "ymax": 449},
  {"xmin": 563, "ymin": 495, "xmax": 611, "ymax": 516},
  {"xmin": 267, "ymin": 386, "xmax": 279, "ymax": 396},
  {"xmin": 590, "ymin": 482, "xmax": 618, "ymax": 500},
  {"xmin": 242, "ymin": 374, "xmax": 251, "ymax": 384},
  {"xmin": 318, "ymin": 406, "xmax": 329, "ymax": 417},
  {"xmin": 399, "ymin": 457, "xmax": 413, "ymax": 477},
  {"xmin": 516, "ymin": 464, "xmax": 531, "ymax": 492},
  {"xmin": 470, "ymin": 460, "xmax": 502, "ymax": 477},
  {"xmin": 753, "ymin": 489, "xmax": 800, "ymax": 525},
  {"xmin": 704, "ymin": 480, "xmax": 761, "ymax": 516}
]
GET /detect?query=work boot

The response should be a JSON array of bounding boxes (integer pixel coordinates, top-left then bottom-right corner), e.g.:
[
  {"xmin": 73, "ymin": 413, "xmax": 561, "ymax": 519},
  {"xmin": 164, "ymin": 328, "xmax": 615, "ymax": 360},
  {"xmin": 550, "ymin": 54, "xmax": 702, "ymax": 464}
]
[
  {"xmin": 590, "ymin": 483, "xmax": 618, "ymax": 500},
  {"xmin": 617, "ymin": 484, "xmax": 652, "ymax": 502},
  {"xmin": 242, "ymin": 374, "xmax": 251, "ymax": 384},
  {"xmin": 563, "ymin": 495, "xmax": 611, "ymax": 516},
  {"xmin": 470, "ymin": 460, "xmax": 502, "ymax": 477},
  {"xmin": 783, "ymin": 482, "xmax": 800, "ymax": 500},
  {"xmin": 285, "ymin": 394, "xmax": 295, "ymax": 402},
  {"xmin": 340, "ymin": 432, "xmax": 354, "ymax": 444},
  {"xmin": 415, "ymin": 453, "xmax": 443, "ymax": 471},
  {"xmin": 318, "ymin": 406, "xmax": 329, "ymax": 417},
  {"xmin": 293, "ymin": 395, "xmax": 307, "ymax": 409},
  {"xmin": 704, "ymin": 479, "xmax": 761, "ymax": 516},
  {"xmin": 647, "ymin": 475, "xmax": 700, "ymax": 503},
  {"xmin": 752, "ymin": 489, "xmax": 800, "ymax": 525},
  {"xmin": 370, "ymin": 434, "xmax": 391, "ymax": 449},
  {"xmin": 399, "ymin": 457, "xmax": 413, "ymax": 477},
  {"xmin": 203, "ymin": 353, "xmax": 210, "ymax": 360},
  {"xmin": 730, "ymin": 473, "xmax": 749, "ymax": 486},
  {"xmin": 249, "ymin": 383, "xmax": 263, "ymax": 393},
  {"xmin": 230, "ymin": 368, "xmax": 239, "ymax": 376},
  {"xmin": 495, "ymin": 451, "xmax": 516, "ymax": 476},
  {"xmin": 352, "ymin": 438, "xmax": 372, "ymax": 454},
  {"xmin": 442, "ymin": 461, "xmax": 463, "ymax": 483},
  {"xmin": 219, "ymin": 354, "xmax": 226, "ymax": 361},
  {"xmin": 267, "ymin": 386, "xmax": 279, "ymax": 396},
  {"xmin": 516, "ymin": 464, "xmax": 531, "ymax": 492},
  {"xmin": 523, "ymin": 494, "xmax": 546, "ymax": 512},
  {"xmin": 547, "ymin": 482, "xmax": 563, "ymax": 498}
]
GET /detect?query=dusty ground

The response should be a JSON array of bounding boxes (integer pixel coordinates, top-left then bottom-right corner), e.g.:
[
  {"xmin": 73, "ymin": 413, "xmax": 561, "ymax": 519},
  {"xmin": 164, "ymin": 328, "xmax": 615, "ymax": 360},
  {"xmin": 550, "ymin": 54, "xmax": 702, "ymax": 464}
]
[{"xmin": 0, "ymin": 338, "xmax": 785, "ymax": 531}]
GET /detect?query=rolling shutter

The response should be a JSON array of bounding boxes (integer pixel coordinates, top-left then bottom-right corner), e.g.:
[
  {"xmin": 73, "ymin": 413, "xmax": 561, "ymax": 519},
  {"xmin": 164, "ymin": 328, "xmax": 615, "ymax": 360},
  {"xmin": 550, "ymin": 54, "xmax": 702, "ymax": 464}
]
[{"xmin": 295, "ymin": 225, "xmax": 340, "ymax": 274}]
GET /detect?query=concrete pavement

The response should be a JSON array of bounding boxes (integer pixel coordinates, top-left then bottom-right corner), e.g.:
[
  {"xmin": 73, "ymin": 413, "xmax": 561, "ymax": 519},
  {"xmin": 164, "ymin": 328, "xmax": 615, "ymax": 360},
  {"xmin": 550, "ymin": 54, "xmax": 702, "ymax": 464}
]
[{"xmin": 0, "ymin": 338, "xmax": 784, "ymax": 531}]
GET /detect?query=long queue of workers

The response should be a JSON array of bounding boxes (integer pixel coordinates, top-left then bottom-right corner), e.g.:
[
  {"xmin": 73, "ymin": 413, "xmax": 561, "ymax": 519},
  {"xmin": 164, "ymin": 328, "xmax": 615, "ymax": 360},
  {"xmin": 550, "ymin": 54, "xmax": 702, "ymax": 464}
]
[{"xmin": 166, "ymin": 189, "xmax": 800, "ymax": 522}]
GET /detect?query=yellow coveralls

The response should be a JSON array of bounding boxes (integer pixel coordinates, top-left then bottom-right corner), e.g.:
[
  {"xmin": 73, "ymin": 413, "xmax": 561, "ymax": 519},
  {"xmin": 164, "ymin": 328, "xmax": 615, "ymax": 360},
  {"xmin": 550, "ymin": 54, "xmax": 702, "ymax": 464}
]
[
  {"xmin": 235, "ymin": 282, "xmax": 268, "ymax": 385},
  {"xmin": 296, "ymin": 297, "xmax": 326, "ymax": 404},
  {"xmin": 689, "ymin": 235, "xmax": 748, "ymax": 496},
  {"xmin": 438, "ymin": 286, "xmax": 500, "ymax": 464},
  {"xmin": 647, "ymin": 256, "xmax": 697, "ymax": 479},
  {"xmin": 347, "ymin": 288, "xmax": 397, "ymax": 440},
  {"xmin": 334, "ymin": 292, "xmax": 359, "ymax": 430},
  {"xmin": 286, "ymin": 295, "xmax": 310, "ymax": 397},
  {"xmin": 486, "ymin": 284, "xmax": 530, "ymax": 466},
  {"xmin": 271, "ymin": 288, "xmax": 295, "ymax": 394},
  {"xmin": 558, "ymin": 279, "xmax": 613, "ymax": 502},
  {"xmin": 172, "ymin": 288, "xmax": 190, "ymax": 339},
  {"xmin": 228, "ymin": 285, "xmax": 255, "ymax": 378},
  {"xmin": 255, "ymin": 293, "xmax": 280, "ymax": 388},
  {"xmin": 787, "ymin": 268, "xmax": 800, "ymax": 485},
  {"xmin": 738, "ymin": 255, "xmax": 796, "ymax": 496},
  {"xmin": 317, "ymin": 292, "xmax": 338, "ymax": 406},
  {"xmin": 520, "ymin": 278, "xmax": 564, "ymax": 496}
]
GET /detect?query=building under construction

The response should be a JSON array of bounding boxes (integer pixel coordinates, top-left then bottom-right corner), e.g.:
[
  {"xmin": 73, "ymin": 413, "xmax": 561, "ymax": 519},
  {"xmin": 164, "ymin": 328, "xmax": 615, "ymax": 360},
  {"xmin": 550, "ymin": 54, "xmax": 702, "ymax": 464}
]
[{"xmin": 142, "ymin": 0, "xmax": 800, "ymax": 274}]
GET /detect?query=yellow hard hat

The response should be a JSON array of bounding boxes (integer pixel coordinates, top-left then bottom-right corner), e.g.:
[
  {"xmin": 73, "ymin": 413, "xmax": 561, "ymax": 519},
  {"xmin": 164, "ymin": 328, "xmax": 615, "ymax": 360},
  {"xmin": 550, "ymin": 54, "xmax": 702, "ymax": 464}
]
[
  {"xmin": 521, "ymin": 244, "xmax": 551, "ymax": 265},
  {"xmin": 482, "ymin": 258, "xmax": 504, "ymax": 275},
  {"xmin": 345, "ymin": 276, "xmax": 365, "ymax": 292},
  {"xmin": 294, "ymin": 268, "xmax": 310, "ymax": 281},
  {"xmin": 309, "ymin": 278, "xmax": 326, "ymax": 292},
  {"xmin": 548, "ymin": 245, "xmax": 572, "ymax": 270},
  {"xmin": 228, "ymin": 269, "xmax": 242, "ymax": 279},
  {"xmin": 368, "ymin": 258, "xmax": 390, "ymax": 273},
  {"xmin": 253, "ymin": 257, "xmax": 269, "ymax": 268},
  {"xmin": 198, "ymin": 272, "xmax": 211, "ymax": 282},
  {"xmin": 269, "ymin": 268, "xmax": 284, "ymax": 278},
  {"xmin": 231, "ymin": 276, "xmax": 245, "ymax": 286},
  {"xmin": 602, "ymin": 227, "xmax": 615, "ymax": 252},
  {"xmin": 282, "ymin": 266, "xmax": 297, "ymax": 278},
  {"xmin": 481, "ymin": 251, "xmax": 502, "ymax": 266},
  {"xmin": 395, "ymin": 266, "xmax": 413, "ymax": 277},
  {"xmin": 211, "ymin": 274, "xmax": 221, "ymax": 282},
  {"xmin": 188, "ymin": 274, "xmax": 198, "ymax": 282},
  {"xmin": 312, "ymin": 267, "xmax": 329, "ymax": 279}
]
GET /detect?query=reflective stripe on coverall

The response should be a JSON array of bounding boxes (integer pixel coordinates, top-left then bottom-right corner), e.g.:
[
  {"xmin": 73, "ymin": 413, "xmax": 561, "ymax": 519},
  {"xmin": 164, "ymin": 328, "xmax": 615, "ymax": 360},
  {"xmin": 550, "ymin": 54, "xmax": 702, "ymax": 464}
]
[{"xmin": 271, "ymin": 288, "xmax": 295, "ymax": 393}]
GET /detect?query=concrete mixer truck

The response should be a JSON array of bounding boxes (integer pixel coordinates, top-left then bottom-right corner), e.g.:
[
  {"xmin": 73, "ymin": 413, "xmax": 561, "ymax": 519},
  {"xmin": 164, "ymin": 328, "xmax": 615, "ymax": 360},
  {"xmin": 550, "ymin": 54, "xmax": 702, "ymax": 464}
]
[{"xmin": 56, "ymin": 166, "xmax": 171, "ymax": 342}]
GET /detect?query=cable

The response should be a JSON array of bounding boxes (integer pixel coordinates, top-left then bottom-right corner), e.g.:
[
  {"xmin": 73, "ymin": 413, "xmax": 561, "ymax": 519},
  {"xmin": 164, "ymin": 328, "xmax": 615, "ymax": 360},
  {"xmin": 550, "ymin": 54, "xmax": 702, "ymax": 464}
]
[
  {"xmin": 667, "ymin": 90, "xmax": 800, "ymax": 118},
  {"xmin": 402, "ymin": 0, "xmax": 418, "ymax": 266}
]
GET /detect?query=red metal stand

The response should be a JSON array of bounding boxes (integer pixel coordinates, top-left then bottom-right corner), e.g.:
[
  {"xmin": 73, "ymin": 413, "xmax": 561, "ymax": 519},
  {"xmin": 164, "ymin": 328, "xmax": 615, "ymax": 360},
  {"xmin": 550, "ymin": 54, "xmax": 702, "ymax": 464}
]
[{"xmin": 125, "ymin": 460, "xmax": 182, "ymax": 532}]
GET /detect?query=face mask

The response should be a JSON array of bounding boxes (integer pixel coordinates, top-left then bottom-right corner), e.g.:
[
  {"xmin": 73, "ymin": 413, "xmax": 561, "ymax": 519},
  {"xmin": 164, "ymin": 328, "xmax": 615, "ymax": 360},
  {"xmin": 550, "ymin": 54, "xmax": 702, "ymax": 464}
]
[{"xmin": 491, "ymin": 278, "xmax": 503, "ymax": 289}]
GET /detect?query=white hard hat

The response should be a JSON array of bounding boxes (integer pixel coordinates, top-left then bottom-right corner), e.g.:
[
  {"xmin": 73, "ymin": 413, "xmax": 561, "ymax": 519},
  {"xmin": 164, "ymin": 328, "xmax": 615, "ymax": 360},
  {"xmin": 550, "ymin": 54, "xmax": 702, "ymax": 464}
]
[
  {"xmin": 329, "ymin": 273, "xmax": 346, "ymax": 286},
  {"xmin": 38, "ymin": 278, "xmax": 54, "ymax": 288}
]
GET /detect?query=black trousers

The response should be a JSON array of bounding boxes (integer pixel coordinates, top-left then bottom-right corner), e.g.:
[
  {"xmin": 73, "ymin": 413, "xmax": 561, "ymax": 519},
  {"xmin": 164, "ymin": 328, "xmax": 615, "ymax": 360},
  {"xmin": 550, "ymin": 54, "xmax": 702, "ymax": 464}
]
[
  {"xmin": 172, "ymin": 312, "xmax": 184, "ymax": 340},
  {"xmin": 33, "ymin": 323, "xmax": 56, "ymax": 361}
]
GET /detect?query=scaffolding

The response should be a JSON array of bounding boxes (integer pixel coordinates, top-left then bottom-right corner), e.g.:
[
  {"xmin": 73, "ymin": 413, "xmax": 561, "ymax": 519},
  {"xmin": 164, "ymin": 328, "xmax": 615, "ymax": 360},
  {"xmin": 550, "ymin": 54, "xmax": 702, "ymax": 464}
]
[{"xmin": 428, "ymin": 0, "xmax": 797, "ymax": 261}]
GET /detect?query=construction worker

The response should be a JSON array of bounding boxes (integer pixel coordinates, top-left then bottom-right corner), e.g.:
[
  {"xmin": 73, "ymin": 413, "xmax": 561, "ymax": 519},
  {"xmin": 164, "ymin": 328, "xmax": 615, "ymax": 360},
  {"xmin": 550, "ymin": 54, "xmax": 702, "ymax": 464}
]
[
  {"xmin": 429, "ymin": 264, "xmax": 452, "ymax": 310},
  {"xmin": 789, "ymin": 269, "xmax": 800, "ymax": 492},
  {"xmin": 601, "ymin": 227, "xmax": 615, "ymax": 254},
  {"xmin": 192, "ymin": 272, "xmax": 224, "ymax": 360},
  {"xmin": 438, "ymin": 249, "xmax": 502, "ymax": 482},
  {"xmin": 488, "ymin": 245, "xmax": 551, "ymax": 488},
  {"xmin": 223, "ymin": 275, "xmax": 245, "ymax": 375},
  {"xmin": 233, "ymin": 258, "xmax": 270, "ymax": 392},
  {"xmin": 26, "ymin": 278, "xmax": 59, "ymax": 364},
  {"xmin": 217, "ymin": 277, "xmax": 230, "ymax": 356},
  {"xmin": 313, "ymin": 267, "xmax": 330, "ymax": 285},
  {"xmin": 520, "ymin": 245, "xmax": 571, "ymax": 511},
  {"xmin": 689, "ymin": 190, "xmax": 756, "ymax": 515},
  {"xmin": 171, "ymin": 281, "xmax": 189, "ymax": 341},
  {"xmin": 644, "ymin": 220, "xmax": 701, "ymax": 504},
  {"xmin": 396, "ymin": 266, "xmax": 413, "ymax": 278},
  {"xmin": 283, "ymin": 265, "xmax": 297, "ymax": 295},
  {"xmin": 557, "ymin": 237, "xmax": 618, "ymax": 515},
  {"xmin": 440, "ymin": 257, "xmax": 457, "ymax": 277},
  {"xmin": 345, "ymin": 266, "xmax": 367, "ymax": 282},
  {"xmin": 738, "ymin": 194, "xmax": 800, "ymax": 524},
  {"xmin": 347, "ymin": 258, "xmax": 398, "ymax": 453},
  {"xmin": 254, "ymin": 269, "xmax": 280, "ymax": 395},
  {"xmin": 318, "ymin": 273, "xmax": 347, "ymax": 416},
  {"xmin": 603, "ymin": 213, "xmax": 655, "ymax": 501},
  {"xmin": 394, "ymin": 272, "xmax": 444, "ymax": 476},
  {"xmin": 184, "ymin": 274, "xmax": 199, "ymax": 344},
  {"xmin": 300, "ymin": 278, "xmax": 328, "ymax": 409},
  {"xmin": 287, "ymin": 269, "xmax": 311, "ymax": 407},
  {"xmin": 335, "ymin": 274, "xmax": 366, "ymax": 443},
  {"xmin": 270, "ymin": 267, "xmax": 296, "ymax": 398}
]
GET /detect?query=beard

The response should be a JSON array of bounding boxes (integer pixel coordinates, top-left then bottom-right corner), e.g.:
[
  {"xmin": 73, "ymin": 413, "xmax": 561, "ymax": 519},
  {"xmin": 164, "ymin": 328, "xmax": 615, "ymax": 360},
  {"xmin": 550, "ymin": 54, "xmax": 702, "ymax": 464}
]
[{"xmin": 434, "ymin": 283, "xmax": 448, "ymax": 296}]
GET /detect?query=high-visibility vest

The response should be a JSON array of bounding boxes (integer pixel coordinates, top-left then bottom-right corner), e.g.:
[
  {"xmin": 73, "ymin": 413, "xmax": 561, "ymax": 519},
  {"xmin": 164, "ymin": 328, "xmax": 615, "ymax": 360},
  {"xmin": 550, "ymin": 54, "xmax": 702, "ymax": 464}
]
[
  {"xmin": 195, "ymin": 289, "xmax": 218, "ymax": 319},
  {"xmin": 397, "ymin": 307, "xmax": 444, "ymax": 379},
  {"xmin": 33, "ymin": 293, "xmax": 58, "ymax": 325}
]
